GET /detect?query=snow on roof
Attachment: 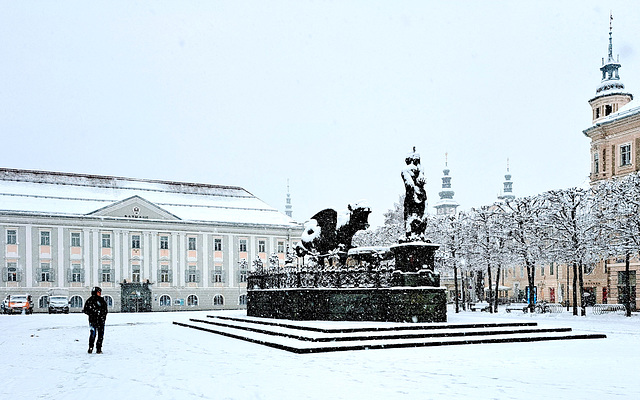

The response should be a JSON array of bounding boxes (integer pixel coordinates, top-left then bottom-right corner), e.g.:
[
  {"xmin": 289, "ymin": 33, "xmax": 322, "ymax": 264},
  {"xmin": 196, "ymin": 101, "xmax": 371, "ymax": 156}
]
[{"xmin": 0, "ymin": 168, "xmax": 299, "ymax": 227}]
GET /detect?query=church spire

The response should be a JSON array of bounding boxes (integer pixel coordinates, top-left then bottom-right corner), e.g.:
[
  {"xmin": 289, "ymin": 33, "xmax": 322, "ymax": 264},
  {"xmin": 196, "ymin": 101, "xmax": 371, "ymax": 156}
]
[
  {"xmin": 498, "ymin": 159, "xmax": 515, "ymax": 202},
  {"xmin": 285, "ymin": 179, "xmax": 293, "ymax": 218},
  {"xmin": 434, "ymin": 153, "xmax": 459, "ymax": 215},
  {"xmin": 589, "ymin": 12, "xmax": 633, "ymax": 123},
  {"xmin": 607, "ymin": 11, "xmax": 615, "ymax": 63}
]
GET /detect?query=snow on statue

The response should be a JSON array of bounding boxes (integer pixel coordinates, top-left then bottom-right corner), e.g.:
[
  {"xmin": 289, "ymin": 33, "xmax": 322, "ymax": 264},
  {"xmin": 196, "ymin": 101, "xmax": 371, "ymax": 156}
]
[
  {"xmin": 402, "ymin": 147, "xmax": 427, "ymax": 241},
  {"xmin": 295, "ymin": 201, "xmax": 371, "ymax": 264}
]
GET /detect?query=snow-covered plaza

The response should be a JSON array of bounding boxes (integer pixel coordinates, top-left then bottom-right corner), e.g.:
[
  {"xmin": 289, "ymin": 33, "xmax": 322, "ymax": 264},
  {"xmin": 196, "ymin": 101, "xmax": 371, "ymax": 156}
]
[{"xmin": 2, "ymin": 306, "xmax": 638, "ymax": 400}]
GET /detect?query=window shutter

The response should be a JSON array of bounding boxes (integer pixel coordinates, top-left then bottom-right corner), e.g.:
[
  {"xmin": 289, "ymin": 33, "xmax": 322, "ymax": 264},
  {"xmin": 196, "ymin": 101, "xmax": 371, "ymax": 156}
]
[
  {"xmin": 67, "ymin": 269, "xmax": 73, "ymax": 283},
  {"xmin": 196, "ymin": 270, "xmax": 201, "ymax": 283},
  {"xmin": 1, "ymin": 268, "xmax": 7, "ymax": 282},
  {"xmin": 80, "ymin": 269, "xmax": 85, "ymax": 282},
  {"xmin": 16, "ymin": 269, "xmax": 23, "ymax": 282}
]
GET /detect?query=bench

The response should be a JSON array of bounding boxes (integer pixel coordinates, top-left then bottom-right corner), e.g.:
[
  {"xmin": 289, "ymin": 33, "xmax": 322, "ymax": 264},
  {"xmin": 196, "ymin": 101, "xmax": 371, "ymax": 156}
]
[
  {"xmin": 469, "ymin": 302, "xmax": 490, "ymax": 312},
  {"xmin": 505, "ymin": 303, "xmax": 529, "ymax": 313}
]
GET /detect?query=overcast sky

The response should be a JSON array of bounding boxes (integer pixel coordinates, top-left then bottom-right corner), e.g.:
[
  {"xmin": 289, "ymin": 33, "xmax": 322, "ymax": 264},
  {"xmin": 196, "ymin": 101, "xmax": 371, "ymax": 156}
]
[{"xmin": 1, "ymin": 1, "xmax": 639, "ymax": 227}]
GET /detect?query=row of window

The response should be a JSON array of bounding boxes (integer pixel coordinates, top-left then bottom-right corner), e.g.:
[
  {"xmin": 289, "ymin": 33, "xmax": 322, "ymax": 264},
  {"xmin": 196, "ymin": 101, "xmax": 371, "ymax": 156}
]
[
  {"xmin": 3, "ymin": 264, "xmax": 233, "ymax": 284},
  {"xmin": 593, "ymin": 143, "xmax": 633, "ymax": 174},
  {"xmin": 33, "ymin": 293, "xmax": 246, "ymax": 309},
  {"xmin": 5, "ymin": 230, "xmax": 286, "ymax": 253},
  {"xmin": 158, "ymin": 294, "xmax": 244, "ymax": 307}
]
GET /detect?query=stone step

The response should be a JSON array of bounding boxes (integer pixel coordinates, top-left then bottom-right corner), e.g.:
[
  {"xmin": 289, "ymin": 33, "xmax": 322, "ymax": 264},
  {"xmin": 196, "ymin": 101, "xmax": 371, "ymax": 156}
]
[
  {"xmin": 173, "ymin": 316, "xmax": 606, "ymax": 354},
  {"xmin": 211, "ymin": 315, "xmax": 541, "ymax": 333},
  {"xmin": 190, "ymin": 317, "xmax": 572, "ymax": 342}
]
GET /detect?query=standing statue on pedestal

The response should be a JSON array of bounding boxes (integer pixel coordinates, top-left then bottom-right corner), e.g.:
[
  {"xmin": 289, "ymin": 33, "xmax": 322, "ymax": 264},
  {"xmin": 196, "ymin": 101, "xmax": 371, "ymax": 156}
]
[{"xmin": 402, "ymin": 147, "xmax": 427, "ymax": 241}]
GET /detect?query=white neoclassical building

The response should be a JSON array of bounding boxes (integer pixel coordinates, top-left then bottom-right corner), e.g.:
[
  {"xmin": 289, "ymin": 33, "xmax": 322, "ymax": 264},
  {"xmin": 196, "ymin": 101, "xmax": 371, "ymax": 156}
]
[{"xmin": 0, "ymin": 168, "xmax": 302, "ymax": 313}]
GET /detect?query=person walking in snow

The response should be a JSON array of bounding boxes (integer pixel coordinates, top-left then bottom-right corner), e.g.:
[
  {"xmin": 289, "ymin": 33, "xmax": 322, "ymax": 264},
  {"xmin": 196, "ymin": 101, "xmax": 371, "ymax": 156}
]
[{"xmin": 83, "ymin": 286, "xmax": 108, "ymax": 354}]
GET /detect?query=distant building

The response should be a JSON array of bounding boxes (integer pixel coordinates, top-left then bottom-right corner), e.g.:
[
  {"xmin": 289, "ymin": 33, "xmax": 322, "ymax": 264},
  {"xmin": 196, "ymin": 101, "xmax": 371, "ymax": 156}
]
[
  {"xmin": 494, "ymin": 16, "xmax": 639, "ymax": 310},
  {"xmin": 433, "ymin": 154, "xmax": 459, "ymax": 216},
  {"xmin": 584, "ymin": 23, "xmax": 637, "ymax": 181},
  {"xmin": 0, "ymin": 168, "xmax": 302, "ymax": 313},
  {"xmin": 582, "ymin": 15, "xmax": 639, "ymax": 310}
]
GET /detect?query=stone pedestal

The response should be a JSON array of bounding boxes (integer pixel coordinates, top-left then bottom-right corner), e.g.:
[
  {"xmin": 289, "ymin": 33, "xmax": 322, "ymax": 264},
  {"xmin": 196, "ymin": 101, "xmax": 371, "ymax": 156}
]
[
  {"xmin": 247, "ymin": 287, "xmax": 446, "ymax": 323},
  {"xmin": 390, "ymin": 242, "xmax": 440, "ymax": 273}
]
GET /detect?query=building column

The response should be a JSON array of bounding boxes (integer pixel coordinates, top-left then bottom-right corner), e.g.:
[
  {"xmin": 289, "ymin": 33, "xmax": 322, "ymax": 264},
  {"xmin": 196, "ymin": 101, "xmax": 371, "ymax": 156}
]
[
  {"xmin": 122, "ymin": 231, "xmax": 130, "ymax": 282},
  {"xmin": 25, "ymin": 225, "xmax": 33, "ymax": 287},
  {"xmin": 83, "ymin": 228, "xmax": 91, "ymax": 287},
  {"xmin": 202, "ymin": 233, "xmax": 209, "ymax": 288},
  {"xmin": 143, "ymin": 231, "xmax": 151, "ymax": 282},
  {"xmin": 171, "ymin": 233, "xmax": 178, "ymax": 287},
  {"xmin": 114, "ymin": 230, "xmax": 121, "ymax": 283},
  {"xmin": 227, "ymin": 234, "xmax": 234, "ymax": 287},
  {"xmin": 92, "ymin": 229, "xmax": 99, "ymax": 287},
  {"xmin": 150, "ymin": 231, "xmax": 158, "ymax": 284},
  {"xmin": 57, "ymin": 227, "xmax": 65, "ymax": 288},
  {"xmin": 178, "ymin": 232, "xmax": 185, "ymax": 287}
]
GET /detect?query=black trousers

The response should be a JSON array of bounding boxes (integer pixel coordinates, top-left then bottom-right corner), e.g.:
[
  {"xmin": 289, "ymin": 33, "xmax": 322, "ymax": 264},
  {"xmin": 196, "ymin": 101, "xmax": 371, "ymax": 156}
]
[{"xmin": 89, "ymin": 321, "xmax": 105, "ymax": 350}]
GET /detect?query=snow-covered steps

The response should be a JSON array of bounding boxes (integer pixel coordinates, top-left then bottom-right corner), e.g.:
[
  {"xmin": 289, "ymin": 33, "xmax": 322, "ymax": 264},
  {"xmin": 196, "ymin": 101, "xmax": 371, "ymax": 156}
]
[{"xmin": 173, "ymin": 316, "xmax": 606, "ymax": 354}]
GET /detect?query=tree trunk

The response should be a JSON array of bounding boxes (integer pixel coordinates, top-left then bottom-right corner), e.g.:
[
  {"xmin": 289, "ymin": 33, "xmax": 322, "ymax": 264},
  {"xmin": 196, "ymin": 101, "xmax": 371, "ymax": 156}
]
[
  {"xmin": 475, "ymin": 271, "xmax": 484, "ymax": 302},
  {"xmin": 453, "ymin": 259, "xmax": 460, "ymax": 314},
  {"xmin": 487, "ymin": 265, "xmax": 493, "ymax": 313},
  {"xmin": 493, "ymin": 264, "xmax": 501, "ymax": 313},
  {"xmin": 526, "ymin": 262, "xmax": 536, "ymax": 313},
  {"xmin": 578, "ymin": 260, "xmax": 586, "ymax": 316},
  {"xmin": 461, "ymin": 272, "xmax": 467, "ymax": 311},
  {"xmin": 566, "ymin": 264, "xmax": 570, "ymax": 311},
  {"xmin": 625, "ymin": 252, "xmax": 632, "ymax": 317},
  {"xmin": 572, "ymin": 262, "xmax": 578, "ymax": 316}
]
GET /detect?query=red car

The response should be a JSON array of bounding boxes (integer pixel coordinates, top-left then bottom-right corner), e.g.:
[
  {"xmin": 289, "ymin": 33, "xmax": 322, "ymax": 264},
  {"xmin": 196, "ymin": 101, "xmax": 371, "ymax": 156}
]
[{"xmin": 2, "ymin": 294, "xmax": 33, "ymax": 314}]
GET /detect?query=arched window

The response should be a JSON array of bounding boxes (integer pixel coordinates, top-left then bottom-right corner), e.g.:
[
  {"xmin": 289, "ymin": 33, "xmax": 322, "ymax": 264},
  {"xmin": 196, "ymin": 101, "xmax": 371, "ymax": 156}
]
[
  {"xmin": 187, "ymin": 294, "xmax": 198, "ymax": 306},
  {"xmin": 213, "ymin": 294, "xmax": 224, "ymax": 306},
  {"xmin": 69, "ymin": 295, "xmax": 83, "ymax": 308},
  {"xmin": 103, "ymin": 295, "xmax": 114, "ymax": 308},
  {"xmin": 159, "ymin": 295, "xmax": 171, "ymax": 307},
  {"xmin": 238, "ymin": 294, "xmax": 247, "ymax": 306},
  {"xmin": 38, "ymin": 295, "xmax": 49, "ymax": 308}
]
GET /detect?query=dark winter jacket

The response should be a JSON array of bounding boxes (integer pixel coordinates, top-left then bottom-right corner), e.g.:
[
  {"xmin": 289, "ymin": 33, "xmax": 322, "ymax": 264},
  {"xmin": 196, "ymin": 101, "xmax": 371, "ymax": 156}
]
[{"xmin": 83, "ymin": 295, "xmax": 108, "ymax": 325}]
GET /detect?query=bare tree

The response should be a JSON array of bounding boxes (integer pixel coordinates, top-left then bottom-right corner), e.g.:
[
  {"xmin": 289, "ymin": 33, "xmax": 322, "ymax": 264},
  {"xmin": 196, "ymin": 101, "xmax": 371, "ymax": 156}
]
[
  {"xmin": 543, "ymin": 188, "xmax": 600, "ymax": 316},
  {"xmin": 466, "ymin": 205, "xmax": 510, "ymax": 313},
  {"xmin": 433, "ymin": 212, "xmax": 470, "ymax": 313},
  {"xmin": 595, "ymin": 173, "xmax": 640, "ymax": 317},
  {"xmin": 498, "ymin": 196, "xmax": 546, "ymax": 313}
]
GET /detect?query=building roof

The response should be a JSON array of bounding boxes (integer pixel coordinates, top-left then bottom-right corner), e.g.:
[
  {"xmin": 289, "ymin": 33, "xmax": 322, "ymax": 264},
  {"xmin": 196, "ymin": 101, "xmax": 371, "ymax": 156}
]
[{"xmin": 0, "ymin": 168, "xmax": 299, "ymax": 228}]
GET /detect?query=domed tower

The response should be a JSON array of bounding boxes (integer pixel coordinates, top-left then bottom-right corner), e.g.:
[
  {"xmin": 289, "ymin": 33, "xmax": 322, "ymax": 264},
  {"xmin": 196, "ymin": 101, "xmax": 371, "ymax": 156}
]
[
  {"xmin": 588, "ymin": 13, "xmax": 633, "ymax": 124},
  {"xmin": 284, "ymin": 179, "xmax": 293, "ymax": 218},
  {"xmin": 498, "ymin": 159, "xmax": 515, "ymax": 202},
  {"xmin": 434, "ymin": 153, "xmax": 459, "ymax": 216}
]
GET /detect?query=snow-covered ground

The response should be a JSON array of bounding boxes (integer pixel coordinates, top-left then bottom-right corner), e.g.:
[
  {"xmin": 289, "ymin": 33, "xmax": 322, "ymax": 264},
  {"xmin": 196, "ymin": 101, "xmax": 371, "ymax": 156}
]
[{"xmin": 2, "ymin": 306, "xmax": 638, "ymax": 400}]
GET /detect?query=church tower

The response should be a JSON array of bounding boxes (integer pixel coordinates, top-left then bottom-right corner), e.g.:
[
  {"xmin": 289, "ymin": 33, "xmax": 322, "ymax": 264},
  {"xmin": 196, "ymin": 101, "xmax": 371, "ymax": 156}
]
[
  {"xmin": 285, "ymin": 179, "xmax": 293, "ymax": 218},
  {"xmin": 434, "ymin": 153, "xmax": 459, "ymax": 215},
  {"xmin": 498, "ymin": 159, "xmax": 515, "ymax": 202},
  {"xmin": 588, "ymin": 13, "xmax": 633, "ymax": 124}
]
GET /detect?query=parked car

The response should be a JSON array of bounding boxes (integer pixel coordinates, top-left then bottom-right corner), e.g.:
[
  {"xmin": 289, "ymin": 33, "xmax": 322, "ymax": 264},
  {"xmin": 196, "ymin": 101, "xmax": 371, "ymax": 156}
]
[
  {"xmin": 47, "ymin": 288, "xmax": 70, "ymax": 314},
  {"xmin": 2, "ymin": 294, "xmax": 34, "ymax": 314},
  {"xmin": 48, "ymin": 295, "xmax": 70, "ymax": 314}
]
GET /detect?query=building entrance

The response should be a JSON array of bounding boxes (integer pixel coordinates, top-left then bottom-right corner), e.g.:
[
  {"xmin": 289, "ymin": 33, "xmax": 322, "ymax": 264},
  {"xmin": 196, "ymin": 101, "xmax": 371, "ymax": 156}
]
[{"xmin": 120, "ymin": 282, "xmax": 153, "ymax": 312}]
